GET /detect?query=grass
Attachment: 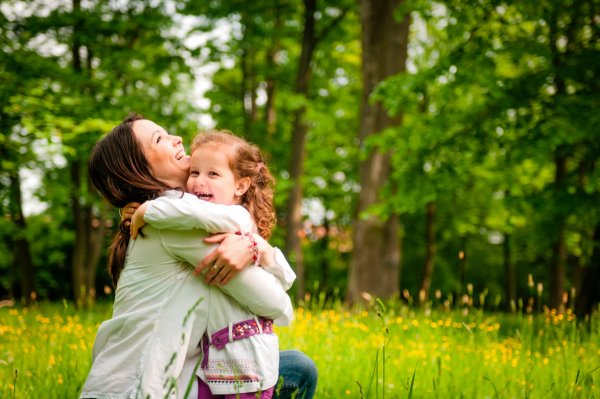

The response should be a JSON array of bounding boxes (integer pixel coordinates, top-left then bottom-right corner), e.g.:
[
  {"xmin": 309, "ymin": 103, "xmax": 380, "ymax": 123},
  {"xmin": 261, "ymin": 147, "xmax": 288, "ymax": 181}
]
[{"xmin": 0, "ymin": 298, "xmax": 599, "ymax": 398}]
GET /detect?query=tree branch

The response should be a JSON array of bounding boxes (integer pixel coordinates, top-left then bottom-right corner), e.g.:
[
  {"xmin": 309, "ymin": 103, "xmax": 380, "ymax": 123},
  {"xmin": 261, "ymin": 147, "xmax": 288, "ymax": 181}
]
[{"xmin": 314, "ymin": 6, "xmax": 350, "ymax": 46}]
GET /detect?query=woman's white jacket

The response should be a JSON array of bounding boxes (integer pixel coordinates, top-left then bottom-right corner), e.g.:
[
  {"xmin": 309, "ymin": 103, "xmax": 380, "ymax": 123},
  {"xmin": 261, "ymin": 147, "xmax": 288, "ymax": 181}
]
[{"xmin": 80, "ymin": 192, "xmax": 294, "ymax": 398}]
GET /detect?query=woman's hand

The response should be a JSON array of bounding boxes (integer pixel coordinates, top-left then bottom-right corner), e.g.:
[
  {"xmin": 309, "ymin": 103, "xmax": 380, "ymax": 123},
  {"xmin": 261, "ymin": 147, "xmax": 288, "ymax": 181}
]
[{"xmin": 195, "ymin": 233, "xmax": 260, "ymax": 286}]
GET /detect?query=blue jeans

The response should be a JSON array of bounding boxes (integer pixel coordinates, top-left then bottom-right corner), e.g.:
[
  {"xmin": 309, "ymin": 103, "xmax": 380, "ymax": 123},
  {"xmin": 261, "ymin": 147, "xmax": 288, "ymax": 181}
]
[{"xmin": 275, "ymin": 350, "xmax": 318, "ymax": 399}]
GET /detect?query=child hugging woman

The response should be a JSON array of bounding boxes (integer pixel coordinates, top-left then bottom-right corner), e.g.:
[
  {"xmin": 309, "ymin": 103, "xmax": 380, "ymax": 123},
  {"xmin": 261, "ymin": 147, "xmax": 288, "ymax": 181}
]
[{"xmin": 131, "ymin": 130, "xmax": 293, "ymax": 399}]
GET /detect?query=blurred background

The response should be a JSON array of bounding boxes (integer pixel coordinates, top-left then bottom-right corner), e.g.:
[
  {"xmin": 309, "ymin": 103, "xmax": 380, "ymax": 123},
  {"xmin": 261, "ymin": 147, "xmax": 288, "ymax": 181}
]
[{"xmin": 1, "ymin": 0, "xmax": 598, "ymax": 314}]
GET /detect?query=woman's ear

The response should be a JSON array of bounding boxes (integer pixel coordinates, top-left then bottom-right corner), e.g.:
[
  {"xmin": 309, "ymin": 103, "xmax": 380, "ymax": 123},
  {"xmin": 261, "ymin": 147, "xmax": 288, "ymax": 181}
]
[{"xmin": 235, "ymin": 177, "xmax": 251, "ymax": 196}]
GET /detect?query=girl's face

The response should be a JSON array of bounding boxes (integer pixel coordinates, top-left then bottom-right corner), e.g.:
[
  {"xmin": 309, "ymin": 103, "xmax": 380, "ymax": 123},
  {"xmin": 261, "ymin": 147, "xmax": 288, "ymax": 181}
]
[
  {"xmin": 186, "ymin": 143, "xmax": 250, "ymax": 205},
  {"xmin": 133, "ymin": 119, "xmax": 190, "ymax": 187}
]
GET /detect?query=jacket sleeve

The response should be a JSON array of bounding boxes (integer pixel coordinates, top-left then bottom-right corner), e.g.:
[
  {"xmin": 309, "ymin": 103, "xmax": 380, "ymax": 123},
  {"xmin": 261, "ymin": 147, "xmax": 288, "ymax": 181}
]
[
  {"xmin": 160, "ymin": 228, "xmax": 294, "ymax": 325},
  {"xmin": 147, "ymin": 193, "xmax": 296, "ymax": 291},
  {"xmin": 219, "ymin": 265, "xmax": 294, "ymax": 326},
  {"xmin": 262, "ymin": 248, "xmax": 297, "ymax": 291},
  {"xmin": 144, "ymin": 192, "xmax": 254, "ymax": 234}
]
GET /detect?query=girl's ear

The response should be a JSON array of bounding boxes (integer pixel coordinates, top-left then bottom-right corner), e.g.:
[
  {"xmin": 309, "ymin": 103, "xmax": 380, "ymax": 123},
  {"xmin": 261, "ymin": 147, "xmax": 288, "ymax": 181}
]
[{"xmin": 235, "ymin": 177, "xmax": 251, "ymax": 196}]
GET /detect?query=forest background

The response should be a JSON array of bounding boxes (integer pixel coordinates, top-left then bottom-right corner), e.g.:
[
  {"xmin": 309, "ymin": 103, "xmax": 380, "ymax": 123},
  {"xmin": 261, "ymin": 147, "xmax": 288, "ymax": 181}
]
[{"xmin": 1, "ymin": 0, "xmax": 599, "ymax": 316}]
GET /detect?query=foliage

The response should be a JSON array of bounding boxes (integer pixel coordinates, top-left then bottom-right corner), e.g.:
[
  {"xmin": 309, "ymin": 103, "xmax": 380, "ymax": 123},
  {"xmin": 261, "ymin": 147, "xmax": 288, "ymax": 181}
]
[
  {"xmin": 182, "ymin": 0, "xmax": 362, "ymax": 298},
  {"xmin": 1, "ymin": 301, "xmax": 599, "ymax": 398},
  {"xmin": 0, "ymin": 0, "xmax": 199, "ymax": 299},
  {"xmin": 371, "ymin": 0, "xmax": 600, "ymax": 302},
  {"xmin": 0, "ymin": 0, "xmax": 598, "ymax": 306}
]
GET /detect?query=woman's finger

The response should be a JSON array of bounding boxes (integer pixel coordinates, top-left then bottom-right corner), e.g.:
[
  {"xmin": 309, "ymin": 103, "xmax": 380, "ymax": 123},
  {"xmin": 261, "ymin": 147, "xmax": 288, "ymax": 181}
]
[
  {"xmin": 203, "ymin": 233, "xmax": 229, "ymax": 244},
  {"xmin": 208, "ymin": 264, "xmax": 230, "ymax": 285},
  {"xmin": 213, "ymin": 267, "xmax": 233, "ymax": 286},
  {"xmin": 219, "ymin": 270, "xmax": 236, "ymax": 286},
  {"xmin": 200, "ymin": 233, "xmax": 251, "ymax": 284},
  {"xmin": 205, "ymin": 263, "xmax": 221, "ymax": 283},
  {"xmin": 195, "ymin": 250, "xmax": 218, "ymax": 276}
]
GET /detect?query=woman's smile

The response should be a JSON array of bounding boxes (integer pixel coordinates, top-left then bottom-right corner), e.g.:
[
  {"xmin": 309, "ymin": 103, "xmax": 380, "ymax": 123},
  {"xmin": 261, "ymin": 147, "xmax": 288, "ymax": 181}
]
[{"xmin": 132, "ymin": 119, "xmax": 191, "ymax": 187}]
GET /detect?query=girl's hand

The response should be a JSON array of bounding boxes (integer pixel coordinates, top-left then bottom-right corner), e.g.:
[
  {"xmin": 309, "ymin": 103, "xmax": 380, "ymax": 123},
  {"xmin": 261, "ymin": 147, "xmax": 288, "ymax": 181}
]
[
  {"xmin": 130, "ymin": 202, "xmax": 149, "ymax": 239},
  {"xmin": 253, "ymin": 234, "xmax": 276, "ymax": 267},
  {"xmin": 119, "ymin": 202, "xmax": 141, "ymax": 231},
  {"xmin": 120, "ymin": 202, "xmax": 140, "ymax": 221},
  {"xmin": 195, "ymin": 233, "xmax": 260, "ymax": 286}
]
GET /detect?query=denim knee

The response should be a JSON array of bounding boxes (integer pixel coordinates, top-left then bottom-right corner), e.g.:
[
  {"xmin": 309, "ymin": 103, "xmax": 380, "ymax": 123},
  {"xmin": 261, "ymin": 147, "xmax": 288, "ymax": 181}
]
[{"xmin": 275, "ymin": 350, "xmax": 318, "ymax": 399}]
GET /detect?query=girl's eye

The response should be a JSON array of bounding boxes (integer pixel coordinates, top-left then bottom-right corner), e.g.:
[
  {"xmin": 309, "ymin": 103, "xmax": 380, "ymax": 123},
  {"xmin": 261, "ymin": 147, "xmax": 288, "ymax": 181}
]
[
  {"xmin": 209, "ymin": 171, "xmax": 219, "ymax": 177},
  {"xmin": 189, "ymin": 171, "xmax": 199, "ymax": 177}
]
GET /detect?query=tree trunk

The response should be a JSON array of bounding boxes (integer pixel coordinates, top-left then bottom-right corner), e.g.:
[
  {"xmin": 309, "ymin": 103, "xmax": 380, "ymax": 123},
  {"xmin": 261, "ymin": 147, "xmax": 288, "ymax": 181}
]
[
  {"xmin": 72, "ymin": 160, "xmax": 108, "ymax": 306},
  {"xmin": 285, "ymin": 0, "xmax": 317, "ymax": 301},
  {"xmin": 319, "ymin": 217, "xmax": 330, "ymax": 292},
  {"xmin": 70, "ymin": 0, "xmax": 95, "ymax": 306},
  {"xmin": 569, "ymin": 254, "xmax": 581, "ymax": 308},
  {"xmin": 549, "ymin": 150, "xmax": 567, "ymax": 311},
  {"xmin": 240, "ymin": 45, "xmax": 251, "ymax": 136},
  {"xmin": 457, "ymin": 236, "xmax": 467, "ymax": 297},
  {"xmin": 240, "ymin": 14, "xmax": 258, "ymax": 137},
  {"xmin": 286, "ymin": 114, "xmax": 308, "ymax": 301},
  {"xmin": 571, "ymin": 158, "xmax": 591, "ymax": 303},
  {"xmin": 546, "ymin": 1, "xmax": 578, "ymax": 313},
  {"xmin": 8, "ymin": 173, "xmax": 35, "ymax": 305},
  {"xmin": 419, "ymin": 201, "xmax": 436, "ymax": 303},
  {"xmin": 503, "ymin": 233, "xmax": 517, "ymax": 311},
  {"xmin": 70, "ymin": 160, "xmax": 90, "ymax": 305},
  {"xmin": 575, "ymin": 223, "xmax": 600, "ymax": 317},
  {"xmin": 264, "ymin": 2, "xmax": 282, "ymax": 136},
  {"xmin": 346, "ymin": 0, "xmax": 409, "ymax": 304},
  {"xmin": 84, "ymin": 200, "xmax": 111, "ymax": 299},
  {"xmin": 72, "ymin": 0, "xmax": 82, "ymax": 73}
]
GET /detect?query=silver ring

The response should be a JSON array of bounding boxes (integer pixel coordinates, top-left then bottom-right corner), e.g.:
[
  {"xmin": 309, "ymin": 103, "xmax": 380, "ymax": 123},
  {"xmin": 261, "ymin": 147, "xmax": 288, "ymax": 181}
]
[{"xmin": 211, "ymin": 265, "xmax": 219, "ymax": 271}]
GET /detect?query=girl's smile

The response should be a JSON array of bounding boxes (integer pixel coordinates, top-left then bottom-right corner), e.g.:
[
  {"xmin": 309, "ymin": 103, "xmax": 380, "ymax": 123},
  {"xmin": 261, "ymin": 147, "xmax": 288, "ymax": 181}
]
[{"xmin": 186, "ymin": 143, "xmax": 249, "ymax": 205}]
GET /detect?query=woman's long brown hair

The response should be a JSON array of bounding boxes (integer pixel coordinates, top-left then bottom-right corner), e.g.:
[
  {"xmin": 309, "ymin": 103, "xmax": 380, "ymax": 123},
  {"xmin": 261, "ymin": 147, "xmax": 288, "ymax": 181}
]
[{"xmin": 88, "ymin": 113, "xmax": 175, "ymax": 286}]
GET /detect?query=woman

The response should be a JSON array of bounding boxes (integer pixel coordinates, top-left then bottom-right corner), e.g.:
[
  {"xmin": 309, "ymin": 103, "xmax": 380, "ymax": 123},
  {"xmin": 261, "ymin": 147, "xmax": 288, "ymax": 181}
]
[{"xmin": 81, "ymin": 114, "xmax": 317, "ymax": 399}]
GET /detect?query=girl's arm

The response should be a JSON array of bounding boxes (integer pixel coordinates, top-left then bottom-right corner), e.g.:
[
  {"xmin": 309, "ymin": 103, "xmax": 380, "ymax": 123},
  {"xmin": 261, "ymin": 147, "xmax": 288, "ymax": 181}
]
[
  {"xmin": 255, "ymin": 235, "xmax": 297, "ymax": 291},
  {"xmin": 132, "ymin": 192, "xmax": 295, "ymax": 289},
  {"xmin": 138, "ymin": 192, "xmax": 254, "ymax": 234}
]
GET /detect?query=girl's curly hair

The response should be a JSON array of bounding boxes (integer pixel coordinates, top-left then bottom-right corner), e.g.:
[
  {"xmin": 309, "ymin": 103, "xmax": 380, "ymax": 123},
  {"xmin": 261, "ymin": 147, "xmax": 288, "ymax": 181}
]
[{"xmin": 191, "ymin": 130, "xmax": 276, "ymax": 239}]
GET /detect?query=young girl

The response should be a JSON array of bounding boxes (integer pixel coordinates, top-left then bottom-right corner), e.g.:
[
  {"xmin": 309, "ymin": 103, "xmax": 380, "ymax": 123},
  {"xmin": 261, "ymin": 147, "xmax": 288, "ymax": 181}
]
[{"xmin": 131, "ymin": 130, "xmax": 292, "ymax": 399}]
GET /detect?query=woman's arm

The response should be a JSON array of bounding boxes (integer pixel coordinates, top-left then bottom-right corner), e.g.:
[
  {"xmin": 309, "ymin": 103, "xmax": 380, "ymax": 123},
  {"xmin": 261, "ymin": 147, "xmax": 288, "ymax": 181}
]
[{"xmin": 199, "ymin": 233, "xmax": 296, "ymax": 289}]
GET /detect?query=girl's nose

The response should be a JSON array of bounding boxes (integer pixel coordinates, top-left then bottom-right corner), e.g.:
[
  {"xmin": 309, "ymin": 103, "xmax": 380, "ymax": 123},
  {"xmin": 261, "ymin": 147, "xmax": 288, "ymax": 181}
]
[{"xmin": 192, "ymin": 175, "xmax": 205, "ymax": 188}]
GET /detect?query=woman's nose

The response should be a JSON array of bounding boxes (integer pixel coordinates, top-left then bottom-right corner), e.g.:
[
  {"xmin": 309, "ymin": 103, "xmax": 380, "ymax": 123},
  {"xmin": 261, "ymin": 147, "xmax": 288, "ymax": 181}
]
[{"xmin": 172, "ymin": 135, "xmax": 182, "ymax": 146}]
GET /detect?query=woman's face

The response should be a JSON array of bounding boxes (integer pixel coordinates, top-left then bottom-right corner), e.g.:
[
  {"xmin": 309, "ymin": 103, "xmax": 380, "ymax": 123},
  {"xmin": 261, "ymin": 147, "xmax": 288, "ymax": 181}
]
[{"xmin": 132, "ymin": 119, "xmax": 190, "ymax": 187}]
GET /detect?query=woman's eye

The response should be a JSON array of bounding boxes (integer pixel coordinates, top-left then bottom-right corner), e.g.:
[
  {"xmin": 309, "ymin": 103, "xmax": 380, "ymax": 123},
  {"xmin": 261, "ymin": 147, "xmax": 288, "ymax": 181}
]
[{"xmin": 156, "ymin": 135, "xmax": 162, "ymax": 144}]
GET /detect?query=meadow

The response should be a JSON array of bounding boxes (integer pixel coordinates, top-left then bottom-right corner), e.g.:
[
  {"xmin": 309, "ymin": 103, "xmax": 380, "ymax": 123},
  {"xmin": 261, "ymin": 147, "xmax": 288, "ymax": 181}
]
[{"xmin": 1, "ymin": 299, "xmax": 599, "ymax": 398}]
